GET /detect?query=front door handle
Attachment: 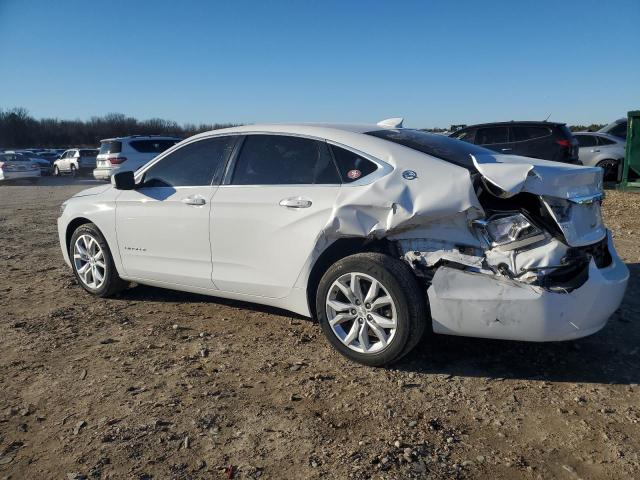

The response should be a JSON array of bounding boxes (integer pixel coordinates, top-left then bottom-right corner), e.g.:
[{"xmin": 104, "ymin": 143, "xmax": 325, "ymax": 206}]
[
  {"xmin": 589, "ymin": 149, "xmax": 600, "ymax": 153},
  {"xmin": 182, "ymin": 196, "xmax": 206, "ymax": 206},
  {"xmin": 501, "ymin": 148, "xmax": 512, "ymax": 152},
  {"xmin": 279, "ymin": 197, "xmax": 312, "ymax": 208}
]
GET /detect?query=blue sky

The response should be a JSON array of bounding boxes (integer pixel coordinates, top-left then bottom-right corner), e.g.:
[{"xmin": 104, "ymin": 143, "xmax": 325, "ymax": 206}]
[{"xmin": 1, "ymin": 0, "xmax": 638, "ymax": 128}]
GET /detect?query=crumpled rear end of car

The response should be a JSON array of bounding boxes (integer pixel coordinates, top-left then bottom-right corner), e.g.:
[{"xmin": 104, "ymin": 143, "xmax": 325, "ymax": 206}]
[{"xmin": 315, "ymin": 146, "xmax": 629, "ymax": 342}]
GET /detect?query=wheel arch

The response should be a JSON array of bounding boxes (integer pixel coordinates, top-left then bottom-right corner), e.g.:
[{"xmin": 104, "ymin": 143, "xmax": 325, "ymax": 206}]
[
  {"xmin": 305, "ymin": 237, "xmax": 400, "ymax": 318},
  {"xmin": 65, "ymin": 217, "xmax": 93, "ymax": 255}
]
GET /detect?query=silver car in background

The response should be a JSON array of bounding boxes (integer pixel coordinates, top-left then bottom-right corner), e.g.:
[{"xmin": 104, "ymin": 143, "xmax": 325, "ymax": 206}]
[{"xmin": 574, "ymin": 132, "xmax": 625, "ymax": 182}]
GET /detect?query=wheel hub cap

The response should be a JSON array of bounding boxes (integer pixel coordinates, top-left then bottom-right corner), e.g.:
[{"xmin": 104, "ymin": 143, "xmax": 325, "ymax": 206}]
[
  {"xmin": 325, "ymin": 272, "xmax": 397, "ymax": 354},
  {"xmin": 73, "ymin": 234, "xmax": 106, "ymax": 290}
]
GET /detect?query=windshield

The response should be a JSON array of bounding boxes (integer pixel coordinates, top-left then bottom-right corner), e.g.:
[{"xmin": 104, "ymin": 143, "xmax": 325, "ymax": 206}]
[{"xmin": 365, "ymin": 129, "xmax": 496, "ymax": 170}]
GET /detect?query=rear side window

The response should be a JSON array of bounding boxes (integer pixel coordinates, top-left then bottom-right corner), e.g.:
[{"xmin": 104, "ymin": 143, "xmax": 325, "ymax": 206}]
[
  {"xmin": 231, "ymin": 135, "xmax": 340, "ymax": 185},
  {"xmin": 476, "ymin": 127, "xmax": 509, "ymax": 145},
  {"xmin": 575, "ymin": 135, "xmax": 597, "ymax": 147},
  {"xmin": 130, "ymin": 139, "xmax": 179, "ymax": 153},
  {"xmin": 142, "ymin": 136, "xmax": 236, "ymax": 187},
  {"xmin": 79, "ymin": 149, "xmax": 98, "ymax": 157},
  {"xmin": 366, "ymin": 129, "xmax": 496, "ymax": 170},
  {"xmin": 512, "ymin": 125, "xmax": 551, "ymax": 141},
  {"xmin": 329, "ymin": 145, "xmax": 377, "ymax": 182},
  {"xmin": 99, "ymin": 141, "xmax": 122, "ymax": 155}
]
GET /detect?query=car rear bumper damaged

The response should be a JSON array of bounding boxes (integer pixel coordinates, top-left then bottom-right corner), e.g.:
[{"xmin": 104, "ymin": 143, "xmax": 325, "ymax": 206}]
[{"xmin": 426, "ymin": 233, "xmax": 628, "ymax": 342}]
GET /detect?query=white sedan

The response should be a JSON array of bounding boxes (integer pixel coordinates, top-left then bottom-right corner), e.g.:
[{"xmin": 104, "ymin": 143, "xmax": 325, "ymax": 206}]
[
  {"xmin": 57, "ymin": 120, "xmax": 628, "ymax": 366},
  {"xmin": 0, "ymin": 152, "xmax": 40, "ymax": 183}
]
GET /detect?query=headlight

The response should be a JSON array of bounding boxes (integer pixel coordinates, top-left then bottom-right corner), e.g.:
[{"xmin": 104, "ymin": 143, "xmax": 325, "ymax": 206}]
[{"xmin": 474, "ymin": 213, "xmax": 546, "ymax": 250}]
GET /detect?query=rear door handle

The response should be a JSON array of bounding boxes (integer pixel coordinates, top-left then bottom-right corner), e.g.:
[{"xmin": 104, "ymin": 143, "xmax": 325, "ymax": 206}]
[
  {"xmin": 500, "ymin": 148, "xmax": 512, "ymax": 152},
  {"xmin": 182, "ymin": 195, "xmax": 206, "ymax": 206},
  {"xmin": 590, "ymin": 149, "xmax": 600, "ymax": 153},
  {"xmin": 279, "ymin": 197, "xmax": 312, "ymax": 208}
]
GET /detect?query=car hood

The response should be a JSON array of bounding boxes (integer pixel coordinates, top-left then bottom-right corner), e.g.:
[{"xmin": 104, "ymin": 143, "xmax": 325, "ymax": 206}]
[
  {"xmin": 72, "ymin": 184, "xmax": 113, "ymax": 198},
  {"xmin": 471, "ymin": 153, "xmax": 603, "ymax": 199}
]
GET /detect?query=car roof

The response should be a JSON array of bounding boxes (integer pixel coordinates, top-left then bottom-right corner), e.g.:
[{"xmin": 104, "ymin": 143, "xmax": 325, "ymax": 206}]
[
  {"xmin": 458, "ymin": 121, "xmax": 566, "ymax": 129},
  {"xmin": 99, "ymin": 135, "xmax": 182, "ymax": 142}
]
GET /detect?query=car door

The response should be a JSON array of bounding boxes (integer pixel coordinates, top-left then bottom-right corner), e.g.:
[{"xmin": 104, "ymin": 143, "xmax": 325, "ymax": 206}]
[
  {"xmin": 575, "ymin": 134, "xmax": 598, "ymax": 166},
  {"xmin": 474, "ymin": 126, "xmax": 512, "ymax": 154},
  {"xmin": 115, "ymin": 135, "xmax": 237, "ymax": 288},
  {"xmin": 210, "ymin": 134, "xmax": 343, "ymax": 298}
]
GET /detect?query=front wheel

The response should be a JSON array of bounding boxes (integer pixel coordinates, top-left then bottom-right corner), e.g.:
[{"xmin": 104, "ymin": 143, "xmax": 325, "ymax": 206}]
[
  {"xmin": 316, "ymin": 253, "xmax": 427, "ymax": 366},
  {"xmin": 53, "ymin": 166, "xmax": 60, "ymax": 176},
  {"xmin": 70, "ymin": 223, "xmax": 128, "ymax": 297}
]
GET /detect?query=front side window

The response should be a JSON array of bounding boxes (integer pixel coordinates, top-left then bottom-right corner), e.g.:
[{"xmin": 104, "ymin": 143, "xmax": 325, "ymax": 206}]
[
  {"xmin": 476, "ymin": 127, "xmax": 509, "ymax": 145},
  {"xmin": 597, "ymin": 136, "xmax": 616, "ymax": 146},
  {"xmin": 231, "ymin": 135, "xmax": 340, "ymax": 185},
  {"xmin": 142, "ymin": 136, "xmax": 236, "ymax": 187}
]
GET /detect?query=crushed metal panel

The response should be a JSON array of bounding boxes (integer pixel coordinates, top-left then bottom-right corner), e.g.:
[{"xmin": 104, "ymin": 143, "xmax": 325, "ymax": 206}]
[{"xmin": 428, "ymin": 237, "xmax": 628, "ymax": 342}]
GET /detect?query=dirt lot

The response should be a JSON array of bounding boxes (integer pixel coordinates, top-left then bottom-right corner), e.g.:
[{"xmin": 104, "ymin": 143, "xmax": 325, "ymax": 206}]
[{"xmin": 1, "ymin": 177, "xmax": 639, "ymax": 480}]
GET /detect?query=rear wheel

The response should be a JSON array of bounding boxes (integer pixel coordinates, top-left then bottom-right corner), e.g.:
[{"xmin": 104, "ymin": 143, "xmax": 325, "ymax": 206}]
[
  {"xmin": 70, "ymin": 164, "xmax": 77, "ymax": 177},
  {"xmin": 70, "ymin": 223, "xmax": 128, "ymax": 297},
  {"xmin": 53, "ymin": 165, "xmax": 60, "ymax": 176},
  {"xmin": 316, "ymin": 252, "xmax": 427, "ymax": 366}
]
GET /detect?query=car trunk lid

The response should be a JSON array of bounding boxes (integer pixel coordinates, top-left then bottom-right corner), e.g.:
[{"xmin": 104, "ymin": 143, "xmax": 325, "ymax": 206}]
[{"xmin": 472, "ymin": 153, "xmax": 605, "ymax": 247}]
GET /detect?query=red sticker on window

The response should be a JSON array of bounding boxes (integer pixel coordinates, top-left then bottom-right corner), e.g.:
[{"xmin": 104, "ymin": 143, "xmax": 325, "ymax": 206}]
[{"xmin": 347, "ymin": 169, "xmax": 362, "ymax": 180}]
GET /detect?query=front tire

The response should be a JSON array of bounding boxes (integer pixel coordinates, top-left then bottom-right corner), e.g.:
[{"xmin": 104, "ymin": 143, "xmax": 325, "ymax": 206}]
[
  {"xmin": 53, "ymin": 166, "xmax": 60, "ymax": 176},
  {"xmin": 69, "ymin": 223, "xmax": 128, "ymax": 297},
  {"xmin": 316, "ymin": 253, "xmax": 427, "ymax": 366}
]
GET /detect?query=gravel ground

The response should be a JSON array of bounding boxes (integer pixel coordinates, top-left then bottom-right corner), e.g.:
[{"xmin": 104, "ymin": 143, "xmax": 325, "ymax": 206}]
[{"xmin": 1, "ymin": 177, "xmax": 639, "ymax": 479}]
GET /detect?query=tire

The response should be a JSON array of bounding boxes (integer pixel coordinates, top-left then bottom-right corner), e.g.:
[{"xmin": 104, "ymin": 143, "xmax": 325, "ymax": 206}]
[
  {"xmin": 596, "ymin": 159, "xmax": 620, "ymax": 183},
  {"xmin": 70, "ymin": 165, "xmax": 77, "ymax": 177},
  {"xmin": 69, "ymin": 223, "xmax": 128, "ymax": 297},
  {"xmin": 53, "ymin": 166, "xmax": 60, "ymax": 176},
  {"xmin": 316, "ymin": 252, "xmax": 427, "ymax": 367}
]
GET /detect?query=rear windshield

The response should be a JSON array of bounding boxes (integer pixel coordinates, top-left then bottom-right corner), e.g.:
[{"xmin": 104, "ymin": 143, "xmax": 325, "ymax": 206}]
[
  {"xmin": 130, "ymin": 139, "xmax": 178, "ymax": 153},
  {"xmin": 79, "ymin": 149, "xmax": 98, "ymax": 157},
  {"xmin": 99, "ymin": 141, "xmax": 122, "ymax": 155},
  {"xmin": 0, "ymin": 153, "xmax": 29, "ymax": 162},
  {"xmin": 365, "ymin": 129, "xmax": 495, "ymax": 170}
]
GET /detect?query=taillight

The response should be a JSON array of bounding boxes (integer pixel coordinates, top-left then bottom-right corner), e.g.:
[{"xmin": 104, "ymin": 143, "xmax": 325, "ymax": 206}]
[
  {"xmin": 109, "ymin": 157, "xmax": 127, "ymax": 165},
  {"xmin": 555, "ymin": 139, "xmax": 571, "ymax": 147}
]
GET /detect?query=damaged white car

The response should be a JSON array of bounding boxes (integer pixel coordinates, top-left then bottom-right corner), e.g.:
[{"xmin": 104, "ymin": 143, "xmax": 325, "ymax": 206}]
[{"xmin": 57, "ymin": 119, "xmax": 629, "ymax": 366}]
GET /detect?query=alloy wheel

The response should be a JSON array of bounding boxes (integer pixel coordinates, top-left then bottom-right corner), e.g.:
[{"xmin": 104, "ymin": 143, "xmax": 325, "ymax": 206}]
[
  {"xmin": 325, "ymin": 272, "xmax": 397, "ymax": 354},
  {"xmin": 73, "ymin": 234, "xmax": 106, "ymax": 289}
]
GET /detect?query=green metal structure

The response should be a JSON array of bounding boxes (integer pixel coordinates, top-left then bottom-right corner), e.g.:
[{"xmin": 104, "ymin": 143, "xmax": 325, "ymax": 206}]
[{"xmin": 619, "ymin": 110, "xmax": 640, "ymax": 190}]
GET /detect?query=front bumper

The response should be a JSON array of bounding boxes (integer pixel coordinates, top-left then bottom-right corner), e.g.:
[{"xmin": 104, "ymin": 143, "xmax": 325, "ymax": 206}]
[{"xmin": 428, "ymin": 232, "xmax": 628, "ymax": 342}]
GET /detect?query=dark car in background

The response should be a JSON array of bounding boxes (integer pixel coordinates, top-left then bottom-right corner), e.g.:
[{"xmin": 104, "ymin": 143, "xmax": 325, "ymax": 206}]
[{"xmin": 449, "ymin": 121, "xmax": 580, "ymax": 164}]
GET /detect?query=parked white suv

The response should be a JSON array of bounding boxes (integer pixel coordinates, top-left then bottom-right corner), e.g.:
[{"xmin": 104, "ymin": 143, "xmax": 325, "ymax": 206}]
[
  {"xmin": 58, "ymin": 121, "xmax": 629, "ymax": 366},
  {"xmin": 53, "ymin": 149, "xmax": 98, "ymax": 176},
  {"xmin": 93, "ymin": 136, "xmax": 180, "ymax": 181}
]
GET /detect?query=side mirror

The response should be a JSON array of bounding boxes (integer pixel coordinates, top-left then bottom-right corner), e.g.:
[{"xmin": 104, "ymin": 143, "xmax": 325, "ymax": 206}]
[{"xmin": 112, "ymin": 171, "xmax": 136, "ymax": 190}]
